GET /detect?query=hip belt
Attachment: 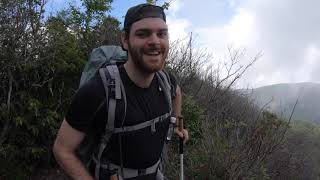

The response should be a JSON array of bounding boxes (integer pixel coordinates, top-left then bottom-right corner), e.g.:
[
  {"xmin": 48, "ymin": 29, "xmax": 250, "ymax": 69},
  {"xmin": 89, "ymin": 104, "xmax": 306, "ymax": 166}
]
[{"xmin": 92, "ymin": 156, "xmax": 161, "ymax": 179}]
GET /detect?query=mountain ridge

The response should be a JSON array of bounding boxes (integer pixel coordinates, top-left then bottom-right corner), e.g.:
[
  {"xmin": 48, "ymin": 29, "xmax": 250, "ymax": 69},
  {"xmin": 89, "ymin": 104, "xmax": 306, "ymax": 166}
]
[{"xmin": 240, "ymin": 82, "xmax": 320, "ymax": 123}]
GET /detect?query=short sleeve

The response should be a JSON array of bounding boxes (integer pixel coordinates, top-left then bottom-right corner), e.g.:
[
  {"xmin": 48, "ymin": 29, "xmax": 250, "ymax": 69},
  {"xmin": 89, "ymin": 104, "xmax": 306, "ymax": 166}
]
[{"xmin": 65, "ymin": 75, "xmax": 105, "ymax": 133}]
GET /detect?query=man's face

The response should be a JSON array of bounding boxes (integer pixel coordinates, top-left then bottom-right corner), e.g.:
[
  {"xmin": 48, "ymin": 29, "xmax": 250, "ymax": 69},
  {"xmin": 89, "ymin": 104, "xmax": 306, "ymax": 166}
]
[{"xmin": 122, "ymin": 18, "xmax": 169, "ymax": 74}]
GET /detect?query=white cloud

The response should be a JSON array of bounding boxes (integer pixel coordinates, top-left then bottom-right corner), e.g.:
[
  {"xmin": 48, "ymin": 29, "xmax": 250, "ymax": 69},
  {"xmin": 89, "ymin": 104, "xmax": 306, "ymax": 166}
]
[
  {"xmin": 167, "ymin": 0, "xmax": 183, "ymax": 15},
  {"xmin": 167, "ymin": 17, "xmax": 191, "ymax": 42},
  {"xmin": 166, "ymin": 0, "xmax": 320, "ymax": 88},
  {"xmin": 306, "ymin": 45, "xmax": 320, "ymax": 82},
  {"xmin": 193, "ymin": 7, "xmax": 257, "ymax": 59},
  {"xmin": 226, "ymin": 8, "xmax": 255, "ymax": 47},
  {"xmin": 166, "ymin": 0, "xmax": 190, "ymax": 42}
]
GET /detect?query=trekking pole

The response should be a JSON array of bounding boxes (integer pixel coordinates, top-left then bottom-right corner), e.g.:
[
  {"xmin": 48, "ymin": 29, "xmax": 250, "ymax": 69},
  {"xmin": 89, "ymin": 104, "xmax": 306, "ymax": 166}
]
[{"xmin": 179, "ymin": 116, "xmax": 184, "ymax": 180}]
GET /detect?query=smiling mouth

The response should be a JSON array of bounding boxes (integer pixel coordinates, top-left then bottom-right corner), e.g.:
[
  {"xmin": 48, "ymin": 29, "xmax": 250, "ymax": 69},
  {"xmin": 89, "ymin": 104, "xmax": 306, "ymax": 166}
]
[
  {"xmin": 143, "ymin": 48, "xmax": 162, "ymax": 56},
  {"xmin": 145, "ymin": 51, "xmax": 161, "ymax": 56}
]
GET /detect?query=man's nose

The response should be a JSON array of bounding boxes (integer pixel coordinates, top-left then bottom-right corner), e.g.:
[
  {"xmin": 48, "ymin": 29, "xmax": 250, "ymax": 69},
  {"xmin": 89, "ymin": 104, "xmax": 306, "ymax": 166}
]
[{"xmin": 148, "ymin": 33, "xmax": 160, "ymax": 45}]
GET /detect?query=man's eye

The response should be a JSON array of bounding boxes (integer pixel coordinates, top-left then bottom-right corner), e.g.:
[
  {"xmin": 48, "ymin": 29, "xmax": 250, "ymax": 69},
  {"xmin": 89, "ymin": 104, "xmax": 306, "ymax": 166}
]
[
  {"xmin": 136, "ymin": 32, "xmax": 149, "ymax": 38},
  {"xmin": 158, "ymin": 32, "xmax": 168, "ymax": 38}
]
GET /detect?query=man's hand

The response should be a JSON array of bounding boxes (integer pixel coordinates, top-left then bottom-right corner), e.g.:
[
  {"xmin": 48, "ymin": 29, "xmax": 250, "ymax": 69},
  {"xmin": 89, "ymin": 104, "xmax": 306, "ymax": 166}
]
[
  {"xmin": 110, "ymin": 175, "xmax": 119, "ymax": 180},
  {"xmin": 174, "ymin": 127, "xmax": 189, "ymax": 144}
]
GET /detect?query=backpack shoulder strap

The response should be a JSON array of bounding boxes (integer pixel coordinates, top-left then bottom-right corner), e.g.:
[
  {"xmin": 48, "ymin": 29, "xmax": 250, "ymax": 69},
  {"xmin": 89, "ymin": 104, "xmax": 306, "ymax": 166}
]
[
  {"xmin": 94, "ymin": 64, "xmax": 127, "ymax": 180},
  {"xmin": 98, "ymin": 64, "xmax": 127, "ymax": 131},
  {"xmin": 156, "ymin": 70, "xmax": 172, "ymax": 113}
]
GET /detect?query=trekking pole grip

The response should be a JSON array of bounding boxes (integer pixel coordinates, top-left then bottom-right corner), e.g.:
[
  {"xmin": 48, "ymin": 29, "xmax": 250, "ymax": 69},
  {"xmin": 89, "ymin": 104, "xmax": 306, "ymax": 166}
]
[
  {"xmin": 178, "ymin": 116, "xmax": 184, "ymax": 153},
  {"xmin": 178, "ymin": 116, "xmax": 184, "ymax": 131}
]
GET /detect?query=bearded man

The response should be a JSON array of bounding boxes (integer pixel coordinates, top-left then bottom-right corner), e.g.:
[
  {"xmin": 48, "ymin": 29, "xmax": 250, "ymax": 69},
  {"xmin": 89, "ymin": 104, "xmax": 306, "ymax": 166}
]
[{"xmin": 53, "ymin": 3, "xmax": 189, "ymax": 180}]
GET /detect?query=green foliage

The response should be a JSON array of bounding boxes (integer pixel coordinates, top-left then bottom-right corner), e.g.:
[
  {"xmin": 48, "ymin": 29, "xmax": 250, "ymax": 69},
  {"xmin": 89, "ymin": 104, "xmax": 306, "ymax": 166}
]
[
  {"xmin": 0, "ymin": 0, "xmax": 120, "ymax": 178},
  {"xmin": 146, "ymin": 0, "xmax": 156, "ymax": 4},
  {"xmin": 60, "ymin": 0, "xmax": 115, "ymax": 54},
  {"xmin": 94, "ymin": 16, "xmax": 122, "ymax": 46},
  {"xmin": 164, "ymin": 33, "xmax": 289, "ymax": 179},
  {"xmin": 163, "ymin": 94, "xmax": 205, "ymax": 178},
  {"xmin": 146, "ymin": 0, "xmax": 171, "ymax": 10},
  {"xmin": 181, "ymin": 94, "xmax": 203, "ymax": 143},
  {"xmin": 1, "ymin": 0, "xmax": 313, "ymax": 179},
  {"xmin": 173, "ymin": 84, "xmax": 288, "ymax": 179},
  {"xmin": 267, "ymin": 120, "xmax": 320, "ymax": 179},
  {"xmin": 161, "ymin": 2, "xmax": 170, "ymax": 10},
  {"xmin": 181, "ymin": 95, "xmax": 205, "ymax": 178}
]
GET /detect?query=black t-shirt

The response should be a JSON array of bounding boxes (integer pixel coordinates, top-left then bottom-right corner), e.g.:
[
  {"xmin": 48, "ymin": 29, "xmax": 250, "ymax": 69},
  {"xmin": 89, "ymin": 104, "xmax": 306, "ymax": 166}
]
[{"xmin": 66, "ymin": 66, "xmax": 177, "ymax": 169}]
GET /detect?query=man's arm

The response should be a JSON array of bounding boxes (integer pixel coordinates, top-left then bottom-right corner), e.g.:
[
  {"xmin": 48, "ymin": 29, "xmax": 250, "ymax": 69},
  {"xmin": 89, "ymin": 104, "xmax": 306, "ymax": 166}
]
[
  {"xmin": 173, "ymin": 85, "xmax": 182, "ymax": 117},
  {"xmin": 53, "ymin": 119, "xmax": 94, "ymax": 180},
  {"xmin": 173, "ymin": 85, "xmax": 189, "ymax": 143}
]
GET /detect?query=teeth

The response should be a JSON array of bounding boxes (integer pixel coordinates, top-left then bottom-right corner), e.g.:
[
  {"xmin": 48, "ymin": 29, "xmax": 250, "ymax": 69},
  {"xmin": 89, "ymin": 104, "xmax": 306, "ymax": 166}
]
[{"xmin": 146, "ymin": 51, "xmax": 160, "ymax": 55}]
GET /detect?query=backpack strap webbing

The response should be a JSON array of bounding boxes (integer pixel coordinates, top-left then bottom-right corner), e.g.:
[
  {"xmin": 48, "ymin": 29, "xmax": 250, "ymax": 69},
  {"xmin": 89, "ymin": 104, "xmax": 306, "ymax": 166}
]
[
  {"xmin": 107, "ymin": 65, "xmax": 122, "ymax": 100},
  {"xmin": 95, "ymin": 65, "xmax": 127, "ymax": 180},
  {"xmin": 91, "ymin": 158, "xmax": 161, "ymax": 179},
  {"xmin": 113, "ymin": 112, "xmax": 170, "ymax": 133}
]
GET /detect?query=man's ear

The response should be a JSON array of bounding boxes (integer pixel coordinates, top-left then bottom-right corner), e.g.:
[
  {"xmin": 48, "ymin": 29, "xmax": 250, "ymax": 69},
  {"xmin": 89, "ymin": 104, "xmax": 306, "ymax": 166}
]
[{"xmin": 121, "ymin": 32, "xmax": 128, "ymax": 51}]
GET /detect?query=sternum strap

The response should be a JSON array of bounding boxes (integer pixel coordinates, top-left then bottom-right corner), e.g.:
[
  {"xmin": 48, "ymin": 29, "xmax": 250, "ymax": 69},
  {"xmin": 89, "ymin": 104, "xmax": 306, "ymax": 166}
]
[{"xmin": 113, "ymin": 113, "xmax": 170, "ymax": 133}]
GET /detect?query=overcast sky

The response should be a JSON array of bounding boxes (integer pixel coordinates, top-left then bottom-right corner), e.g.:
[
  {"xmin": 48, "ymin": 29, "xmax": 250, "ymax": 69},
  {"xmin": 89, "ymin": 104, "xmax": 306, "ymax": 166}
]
[{"xmin": 46, "ymin": 0, "xmax": 320, "ymax": 88}]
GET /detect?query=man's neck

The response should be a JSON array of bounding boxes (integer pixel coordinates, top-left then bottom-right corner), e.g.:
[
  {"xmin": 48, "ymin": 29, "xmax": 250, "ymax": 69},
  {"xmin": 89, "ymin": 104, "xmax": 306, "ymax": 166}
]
[{"xmin": 123, "ymin": 60, "xmax": 155, "ymax": 88}]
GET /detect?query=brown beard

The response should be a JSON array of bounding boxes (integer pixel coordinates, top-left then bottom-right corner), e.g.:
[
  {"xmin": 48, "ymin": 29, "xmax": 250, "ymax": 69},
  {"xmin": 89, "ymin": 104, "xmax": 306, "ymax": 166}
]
[{"xmin": 128, "ymin": 42, "xmax": 166, "ymax": 74}]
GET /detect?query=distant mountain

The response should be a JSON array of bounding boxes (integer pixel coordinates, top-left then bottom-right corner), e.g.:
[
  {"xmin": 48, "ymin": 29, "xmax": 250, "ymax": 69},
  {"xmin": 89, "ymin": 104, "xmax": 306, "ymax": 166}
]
[{"xmin": 240, "ymin": 82, "xmax": 320, "ymax": 123}]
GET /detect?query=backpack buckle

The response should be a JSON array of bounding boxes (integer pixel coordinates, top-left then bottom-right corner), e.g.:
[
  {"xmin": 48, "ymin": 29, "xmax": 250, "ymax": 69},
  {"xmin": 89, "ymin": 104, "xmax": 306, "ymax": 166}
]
[
  {"xmin": 138, "ymin": 169, "xmax": 146, "ymax": 175},
  {"xmin": 151, "ymin": 121, "xmax": 156, "ymax": 134},
  {"xmin": 108, "ymin": 79, "xmax": 116, "ymax": 97}
]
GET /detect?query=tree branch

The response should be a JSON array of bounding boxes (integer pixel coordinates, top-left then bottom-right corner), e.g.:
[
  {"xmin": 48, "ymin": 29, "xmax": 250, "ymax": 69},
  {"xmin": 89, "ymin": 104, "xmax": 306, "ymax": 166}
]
[{"xmin": 0, "ymin": 71, "xmax": 13, "ymax": 146}]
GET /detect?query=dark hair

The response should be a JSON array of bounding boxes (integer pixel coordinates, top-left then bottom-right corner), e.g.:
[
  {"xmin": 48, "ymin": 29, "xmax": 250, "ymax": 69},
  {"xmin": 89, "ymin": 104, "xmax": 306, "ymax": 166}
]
[{"xmin": 123, "ymin": 3, "xmax": 166, "ymax": 38}]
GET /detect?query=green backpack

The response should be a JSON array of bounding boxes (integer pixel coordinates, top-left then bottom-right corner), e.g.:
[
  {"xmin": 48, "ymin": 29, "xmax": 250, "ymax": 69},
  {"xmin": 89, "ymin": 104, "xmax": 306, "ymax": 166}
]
[{"xmin": 76, "ymin": 45, "xmax": 175, "ymax": 179}]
